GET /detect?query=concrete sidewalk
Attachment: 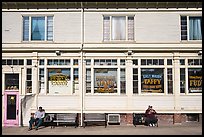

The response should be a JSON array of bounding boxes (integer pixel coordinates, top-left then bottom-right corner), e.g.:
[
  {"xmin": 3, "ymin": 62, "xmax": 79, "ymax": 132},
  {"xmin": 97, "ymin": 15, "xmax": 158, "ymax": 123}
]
[{"xmin": 2, "ymin": 122, "xmax": 202, "ymax": 135}]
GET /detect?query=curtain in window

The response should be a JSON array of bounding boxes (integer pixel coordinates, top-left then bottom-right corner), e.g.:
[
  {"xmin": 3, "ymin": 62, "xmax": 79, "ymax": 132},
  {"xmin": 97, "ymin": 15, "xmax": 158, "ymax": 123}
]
[
  {"xmin": 31, "ymin": 17, "xmax": 45, "ymax": 40},
  {"xmin": 112, "ymin": 16, "xmax": 126, "ymax": 40},
  {"xmin": 189, "ymin": 17, "xmax": 202, "ymax": 40}
]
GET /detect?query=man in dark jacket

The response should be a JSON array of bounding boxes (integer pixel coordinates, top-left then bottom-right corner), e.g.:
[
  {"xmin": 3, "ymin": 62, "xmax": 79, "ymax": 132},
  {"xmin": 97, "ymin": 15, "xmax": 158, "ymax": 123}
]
[{"xmin": 145, "ymin": 105, "xmax": 158, "ymax": 126}]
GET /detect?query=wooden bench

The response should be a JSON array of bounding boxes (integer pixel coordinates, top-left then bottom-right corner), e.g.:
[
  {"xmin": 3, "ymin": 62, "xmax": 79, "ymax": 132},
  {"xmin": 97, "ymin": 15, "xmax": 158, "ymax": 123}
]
[
  {"xmin": 133, "ymin": 113, "xmax": 158, "ymax": 127},
  {"xmin": 52, "ymin": 113, "xmax": 78, "ymax": 128},
  {"xmin": 42, "ymin": 113, "xmax": 56, "ymax": 128},
  {"xmin": 83, "ymin": 113, "xmax": 107, "ymax": 128}
]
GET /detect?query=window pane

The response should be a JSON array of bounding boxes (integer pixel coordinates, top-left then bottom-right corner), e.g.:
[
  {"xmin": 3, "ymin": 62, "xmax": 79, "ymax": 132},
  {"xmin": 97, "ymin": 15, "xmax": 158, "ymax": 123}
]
[
  {"xmin": 27, "ymin": 59, "xmax": 32, "ymax": 65},
  {"xmin": 23, "ymin": 16, "xmax": 29, "ymax": 41},
  {"xmin": 141, "ymin": 68, "xmax": 164, "ymax": 93},
  {"xmin": 188, "ymin": 68, "xmax": 202, "ymax": 93},
  {"xmin": 128, "ymin": 16, "xmax": 134, "ymax": 40},
  {"xmin": 103, "ymin": 16, "xmax": 110, "ymax": 41},
  {"xmin": 112, "ymin": 16, "xmax": 126, "ymax": 40},
  {"xmin": 189, "ymin": 17, "xmax": 202, "ymax": 40},
  {"xmin": 31, "ymin": 17, "xmax": 45, "ymax": 40},
  {"xmin": 180, "ymin": 68, "xmax": 185, "ymax": 93},
  {"xmin": 94, "ymin": 68, "xmax": 117, "ymax": 93},
  {"xmin": 5, "ymin": 74, "xmax": 19, "ymax": 90},
  {"xmin": 47, "ymin": 16, "xmax": 53, "ymax": 41}
]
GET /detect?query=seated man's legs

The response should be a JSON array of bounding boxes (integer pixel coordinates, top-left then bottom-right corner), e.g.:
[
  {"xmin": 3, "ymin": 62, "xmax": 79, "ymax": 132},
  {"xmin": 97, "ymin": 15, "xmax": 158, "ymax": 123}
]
[
  {"xmin": 29, "ymin": 117, "xmax": 36, "ymax": 130},
  {"xmin": 35, "ymin": 118, "xmax": 43, "ymax": 130},
  {"xmin": 145, "ymin": 117, "xmax": 151, "ymax": 126},
  {"xmin": 150, "ymin": 117, "xmax": 158, "ymax": 126}
]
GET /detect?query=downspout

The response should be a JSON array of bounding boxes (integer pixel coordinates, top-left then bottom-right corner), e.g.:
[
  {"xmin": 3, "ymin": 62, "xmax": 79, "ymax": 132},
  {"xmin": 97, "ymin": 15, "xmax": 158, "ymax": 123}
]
[{"xmin": 80, "ymin": 2, "xmax": 84, "ymax": 127}]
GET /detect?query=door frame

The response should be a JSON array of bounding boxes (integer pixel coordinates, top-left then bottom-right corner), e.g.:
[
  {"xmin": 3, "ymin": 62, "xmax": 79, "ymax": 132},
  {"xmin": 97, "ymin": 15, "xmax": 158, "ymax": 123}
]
[{"xmin": 3, "ymin": 91, "xmax": 19, "ymax": 127}]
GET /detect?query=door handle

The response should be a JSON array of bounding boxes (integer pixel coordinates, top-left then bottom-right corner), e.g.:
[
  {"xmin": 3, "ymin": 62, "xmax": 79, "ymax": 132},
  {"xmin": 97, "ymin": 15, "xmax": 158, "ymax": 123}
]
[{"xmin": 17, "ymin": 110, "xmax": 19, "ymax": 115}]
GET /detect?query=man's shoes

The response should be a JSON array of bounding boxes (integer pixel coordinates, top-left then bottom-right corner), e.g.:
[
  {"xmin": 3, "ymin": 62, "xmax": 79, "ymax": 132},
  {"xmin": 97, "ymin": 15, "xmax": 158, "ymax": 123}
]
[
  {"xmin": 35, "ymin": 127, "xmax": 38, "ymax": 130},
  {"xmin": 28, "ymin": 128, "xmax": 32, "ymax": 131}
]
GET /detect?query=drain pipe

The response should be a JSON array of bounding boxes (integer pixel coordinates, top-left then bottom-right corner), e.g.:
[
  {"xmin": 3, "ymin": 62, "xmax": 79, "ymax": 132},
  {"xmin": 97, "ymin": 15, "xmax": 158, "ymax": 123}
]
[{"xmin": 80, "ymin": 2, "xmax": 84, "ymax": 127}]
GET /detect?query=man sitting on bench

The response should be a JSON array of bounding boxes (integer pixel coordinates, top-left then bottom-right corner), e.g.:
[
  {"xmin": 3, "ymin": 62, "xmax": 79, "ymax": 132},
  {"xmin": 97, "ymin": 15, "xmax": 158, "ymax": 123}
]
[
  {"xmin": 28, "ymin": 106, "xmax": 45, "ymax": 131},
  {"xmin": 145, "ymin": 105, "xmax": 158, "ymax": 127}
]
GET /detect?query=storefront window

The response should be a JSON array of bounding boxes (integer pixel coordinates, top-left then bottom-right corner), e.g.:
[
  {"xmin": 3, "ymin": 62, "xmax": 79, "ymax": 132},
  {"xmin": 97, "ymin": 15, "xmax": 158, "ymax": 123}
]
[
  {"xmin": 188, "ymin": 68, "xmax": 202, "ymax": 93},
  {"xmin": 47, "ymin": 68, "xmax": 71, "ymax": 94},
  {"xmin": 94, "ymin": 68, "xmax": 117, "ymax": 93},
  {"xmin": 141, "ymin": 68, "xmax": 164, "ymax": 93}
]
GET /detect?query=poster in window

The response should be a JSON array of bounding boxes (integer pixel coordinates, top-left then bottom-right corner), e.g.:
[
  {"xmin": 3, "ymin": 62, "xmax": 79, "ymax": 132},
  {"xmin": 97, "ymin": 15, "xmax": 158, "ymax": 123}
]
[
  {"xmin": 94, "ymin": 68, "xmax": 117, "ymax": 93},
  {"xmin": 48, "ymin": 68, "xmax": 71, "ymax": 94},
  {"xmin": 141, "ymin": 68, "xmax": 164, "ymax": 93},
  {"xmin": 188, "ymin": 68, "xmax": 202, "ymax": 93}
]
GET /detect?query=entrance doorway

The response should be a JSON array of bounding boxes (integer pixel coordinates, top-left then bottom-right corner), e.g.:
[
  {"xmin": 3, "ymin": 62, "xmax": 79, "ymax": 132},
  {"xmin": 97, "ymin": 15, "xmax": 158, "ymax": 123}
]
[
  {"xmin": 3, "ymin": 91, "xmax": 19, "ymax": 127},
  {"xmin": 3, "ymin": 73, "xmax": 20, "ymax": 127}
]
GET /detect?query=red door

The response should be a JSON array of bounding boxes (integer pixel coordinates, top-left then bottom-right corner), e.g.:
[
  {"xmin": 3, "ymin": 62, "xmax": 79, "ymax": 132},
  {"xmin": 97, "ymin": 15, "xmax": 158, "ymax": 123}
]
[{"xmin": 3, "ymin": 91, "xmax": 19, "ymax": 127}]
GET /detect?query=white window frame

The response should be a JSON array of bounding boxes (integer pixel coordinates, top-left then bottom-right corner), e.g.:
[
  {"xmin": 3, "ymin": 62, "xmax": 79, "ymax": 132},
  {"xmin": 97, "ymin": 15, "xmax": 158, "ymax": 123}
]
[
  {"xmin": 103, "ymin": 15, "xmax": 135, "ymax": 42},
  {"xmin": 22, "ymin": 15, "xmax": 54, "ymax": 42},
  {"xmin": 180, "ymin": 15, "xmax": 202, "ymax": 41}
]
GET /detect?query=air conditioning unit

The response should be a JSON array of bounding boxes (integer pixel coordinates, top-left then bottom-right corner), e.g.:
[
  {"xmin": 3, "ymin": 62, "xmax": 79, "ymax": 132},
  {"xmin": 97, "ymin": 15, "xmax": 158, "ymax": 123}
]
[{"xmin": 108, "ymin": 114, "xmax": 120, "ymax": 124}]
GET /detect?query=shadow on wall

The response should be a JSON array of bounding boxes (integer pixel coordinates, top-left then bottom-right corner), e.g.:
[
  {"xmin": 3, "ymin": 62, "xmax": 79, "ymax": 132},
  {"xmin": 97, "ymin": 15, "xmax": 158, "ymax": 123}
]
[{"xmin": 20, "ymin": 94, "xmax": 35, "ymax": 126}]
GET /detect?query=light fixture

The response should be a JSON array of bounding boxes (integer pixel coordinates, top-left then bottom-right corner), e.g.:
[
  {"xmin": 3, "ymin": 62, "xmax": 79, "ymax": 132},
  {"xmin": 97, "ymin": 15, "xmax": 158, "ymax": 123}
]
[
  {"xmin": 198, "ymin": 51, "xmax": 202, "ymax": 56},
  {"xmin": 55, "ymin": 50, "xmax": 61, "ymax": 56},
  {"xmin": 127, "ymin": 50, "xmax": 133, "ymax": 56}
]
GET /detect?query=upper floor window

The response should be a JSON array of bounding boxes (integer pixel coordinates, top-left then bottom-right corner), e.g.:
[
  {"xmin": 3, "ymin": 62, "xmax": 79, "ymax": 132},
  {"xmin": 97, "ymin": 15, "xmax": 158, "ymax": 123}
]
[
  {"xmin": 181, "ymin": 16, "xmax": 202, "ymax": 41},
  {"xmin": 23, "ymin": 16, "xmax": 53, "ymax": 41},
  {"xmin": 103, "ymin": 16, "xmax": 134, "ymax": 41}
]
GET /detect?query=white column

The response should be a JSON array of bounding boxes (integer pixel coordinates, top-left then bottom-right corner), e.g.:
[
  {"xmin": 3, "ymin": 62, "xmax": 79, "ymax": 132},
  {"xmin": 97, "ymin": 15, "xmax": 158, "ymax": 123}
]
[
  {"xmin": 173, "ymin": 52, "xmax": 181, "ymax": 111},
  {"xmin": 126, "ymin": 56, "xmax": 133, "ymax": 111},
  {"xmin": 32, "ymin": 52, "xmax": 38, "ymax": 109}
]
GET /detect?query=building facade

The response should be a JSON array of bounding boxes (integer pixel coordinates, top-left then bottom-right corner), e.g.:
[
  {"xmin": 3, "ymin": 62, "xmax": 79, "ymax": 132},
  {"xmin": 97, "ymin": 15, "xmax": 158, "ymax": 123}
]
[{"xmin": 2, "ymin": 2, "xmax": 202, "ymax": 127}]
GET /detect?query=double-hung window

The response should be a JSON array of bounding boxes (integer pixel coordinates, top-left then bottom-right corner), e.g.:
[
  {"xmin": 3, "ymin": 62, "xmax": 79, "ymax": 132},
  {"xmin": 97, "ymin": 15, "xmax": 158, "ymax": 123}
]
[
  {"xmin": 181, "ymin": 16, "xmax": 202, "ymax": 41},
  {"xmin": 23, "ymin": 16, "xmax": 53, "ymax": 41},
  {"xmin": 103, "ymin": 15, "xmax": 134, "ymax": 41}
]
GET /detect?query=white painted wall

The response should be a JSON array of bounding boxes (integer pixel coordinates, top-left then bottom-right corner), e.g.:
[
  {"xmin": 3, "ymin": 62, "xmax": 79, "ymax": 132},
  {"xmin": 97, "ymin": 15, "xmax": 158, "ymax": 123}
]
[
  {"xmin": 37, "ymin": 95, "xmax": 80, "ymax": 113},
  {"xmin": 135, "ymin": 12, "xmax": 180, "ymax": 43},
  {"xmin": 2, "ymin": 12, "xmax": 22, "ymax": 43},
  {"xmin": 84, "ymin": 12, "xmax": 103, "ymax": 43},
  {"xmin": 54, "ymin": 12, "xmax": 81, "ymax": 43}
]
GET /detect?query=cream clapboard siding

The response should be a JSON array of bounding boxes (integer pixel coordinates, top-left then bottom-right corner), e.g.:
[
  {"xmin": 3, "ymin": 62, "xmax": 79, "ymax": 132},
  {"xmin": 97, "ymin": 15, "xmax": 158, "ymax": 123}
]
[
  {"xmin": 38, "ymin": 95, "xmax": 80, "ymax": 113},
  {"xmin": 131, "ymin": 96, "xmax": 175, "ymax": 111},
  {"xmin": 135, "ymin": 12, "xmax": 180, "ymax": 43},
  {"xmin": 84, "ymin": 95, "xmax": 174, "ymax": 113},
  {"xmin": 84, "ymin": 12, "xmax": 103, "ymax": 43},
  {"xmin": 84, "ymin": 96, "xmax": 127, "ymax": 112},
  {"xmin": 2, "ymin": 12, "xmax": 22, "ymax": 43},
  {"xmin": 180, "ymin": 96, "xmax": 202, "ymax": 111},
  {"xmin": 54, "ymin": 12, "xmax": 81, "ymax": 43}
]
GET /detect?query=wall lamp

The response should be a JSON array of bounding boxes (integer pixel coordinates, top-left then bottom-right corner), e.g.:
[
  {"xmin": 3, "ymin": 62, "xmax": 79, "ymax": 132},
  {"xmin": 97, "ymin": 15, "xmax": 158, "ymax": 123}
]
[
  {"xmin": 198, "ymin": 51, "xmax": 202, "ymax": 56},
  {"xmin": 127, "ymin": 50, "xmax": 133, "ymax": 56},
  {"xmin": 55, "ymin": 50, "xmax": 61, "ymax": 56}
]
